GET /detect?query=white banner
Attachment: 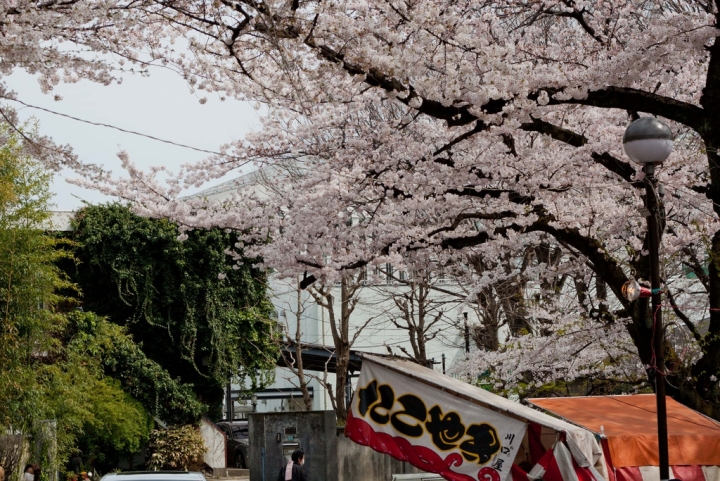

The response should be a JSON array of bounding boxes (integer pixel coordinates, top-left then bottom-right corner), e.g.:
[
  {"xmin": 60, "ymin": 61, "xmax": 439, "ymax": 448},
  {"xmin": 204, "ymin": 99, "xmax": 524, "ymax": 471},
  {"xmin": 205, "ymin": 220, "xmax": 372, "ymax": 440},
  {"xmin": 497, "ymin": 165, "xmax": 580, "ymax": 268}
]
[{"xmin": 346, "ymin": 358, "xmax": 527, "ymax": 481}]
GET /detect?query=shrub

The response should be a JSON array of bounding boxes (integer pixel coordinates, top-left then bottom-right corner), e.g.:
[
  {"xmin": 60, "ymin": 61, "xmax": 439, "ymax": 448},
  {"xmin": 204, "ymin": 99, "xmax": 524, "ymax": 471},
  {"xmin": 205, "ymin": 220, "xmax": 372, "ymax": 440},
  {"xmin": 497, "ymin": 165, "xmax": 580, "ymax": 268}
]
[{"xmin": 146, "ymin": 426, "xmax": 206, "ymax": 471}]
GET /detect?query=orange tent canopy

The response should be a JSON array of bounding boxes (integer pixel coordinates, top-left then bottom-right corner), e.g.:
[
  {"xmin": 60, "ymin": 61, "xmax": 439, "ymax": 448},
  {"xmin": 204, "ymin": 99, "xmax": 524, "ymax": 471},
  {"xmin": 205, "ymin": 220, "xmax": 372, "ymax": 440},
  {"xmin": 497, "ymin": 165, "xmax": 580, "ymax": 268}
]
[{"xmin": 528, "ymin": 394, "xmax": 720, "ymax": 468}]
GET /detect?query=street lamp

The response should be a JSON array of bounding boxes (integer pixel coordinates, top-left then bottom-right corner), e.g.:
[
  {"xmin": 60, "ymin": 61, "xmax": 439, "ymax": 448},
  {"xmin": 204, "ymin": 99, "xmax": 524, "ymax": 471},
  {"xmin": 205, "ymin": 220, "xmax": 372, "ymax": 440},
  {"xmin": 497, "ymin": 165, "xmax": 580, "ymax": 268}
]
[
  {"xmin": 251, "ymin": 393, "xmax": 258, "ymax": 413},
  {"xmin": 621, "ymin": 278, "xmax": 653, "ymax": 301},
  {"xmin": 622, "ymin": 117, "xmax": 673, "ymax": 481}
]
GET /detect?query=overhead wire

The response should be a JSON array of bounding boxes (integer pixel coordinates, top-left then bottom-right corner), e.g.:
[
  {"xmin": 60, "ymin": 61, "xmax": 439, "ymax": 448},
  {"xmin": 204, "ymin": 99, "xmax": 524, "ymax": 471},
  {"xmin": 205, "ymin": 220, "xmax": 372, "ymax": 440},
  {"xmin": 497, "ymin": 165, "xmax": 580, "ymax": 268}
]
[
  {"xmin": 6, "ymin": 91, "xmax": 720, "ymax": 230},
  {"xmin": 6, "ymin": 94, "xmax": 718, "ymax": 216},
  {"xmin": 1, "ymin": 96, "xmax": 252, "ymax": 163}
]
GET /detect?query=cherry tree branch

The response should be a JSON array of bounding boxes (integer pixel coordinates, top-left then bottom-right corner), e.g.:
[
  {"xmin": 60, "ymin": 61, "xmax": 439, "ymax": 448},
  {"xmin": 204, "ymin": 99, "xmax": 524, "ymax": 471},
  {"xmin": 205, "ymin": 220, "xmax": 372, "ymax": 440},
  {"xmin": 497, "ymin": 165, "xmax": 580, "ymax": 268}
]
[
  {"xmin": 665, "ymin": 286, "xmax": 703, "ymax": 342},
  {"xmin": 540, "ymin": 87, "xmax": 706, "ymax": 132}
]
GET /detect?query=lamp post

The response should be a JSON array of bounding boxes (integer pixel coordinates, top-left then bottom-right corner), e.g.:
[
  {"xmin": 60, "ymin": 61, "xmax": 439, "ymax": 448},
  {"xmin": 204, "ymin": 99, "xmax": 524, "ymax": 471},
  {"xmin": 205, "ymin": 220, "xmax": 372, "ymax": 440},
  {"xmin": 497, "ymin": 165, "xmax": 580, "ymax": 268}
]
[
  {"xmin": 463, "ymin": 311, "xmax": 470, "ymax": 354},
  {"xmin": 251, "ymin": 393, "xmax": 258, "ymax": 413},
  {"xmin": 622, "ymin": 117, "xmax": 673, "ymax": 481}
]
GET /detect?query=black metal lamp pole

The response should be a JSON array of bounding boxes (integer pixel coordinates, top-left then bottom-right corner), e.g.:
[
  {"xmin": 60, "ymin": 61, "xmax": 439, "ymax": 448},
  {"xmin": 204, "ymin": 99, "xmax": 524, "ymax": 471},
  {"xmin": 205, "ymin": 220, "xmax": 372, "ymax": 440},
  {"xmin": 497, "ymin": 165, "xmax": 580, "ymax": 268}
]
[
  {"xmin": 643, "ymin": 164, "xmax": 669, "ymax": 480},
  {"xmin": 623, "ymin": 117, "xmax": 674, "ymax": 481},
  {"xmin": 463, "ymin": 311, "xmax": 470, "ymax": 354}
]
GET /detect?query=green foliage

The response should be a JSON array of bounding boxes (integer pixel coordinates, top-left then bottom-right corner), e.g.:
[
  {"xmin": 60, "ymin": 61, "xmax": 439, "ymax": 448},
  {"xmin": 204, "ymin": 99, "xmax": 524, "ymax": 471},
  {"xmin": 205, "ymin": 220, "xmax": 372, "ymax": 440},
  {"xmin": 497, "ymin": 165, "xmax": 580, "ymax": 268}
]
[
  {"xmin": 146, "ymin": 425, "xmax": 206, "ymax": 471},
  {"xmin": 0, "ymin": 124, "xmax": 156, "ymax": 477},
  {"xmin": 64, "ymin": 310, "xmax": 204, "ymax": 425},
  {"xmin": 0, "ymin": 122, "xmax": 74, "ymax": 431},
  {"xmin": 68, "ymin": 204, "xmax": 279, "ymax": 416},
  {"xmin": 32, "ymin": 362, "xmax": 152, "ymax": 474},
  {"xmin": 78, "ymin": 378, "xmax": 152, "ymax": 462}
]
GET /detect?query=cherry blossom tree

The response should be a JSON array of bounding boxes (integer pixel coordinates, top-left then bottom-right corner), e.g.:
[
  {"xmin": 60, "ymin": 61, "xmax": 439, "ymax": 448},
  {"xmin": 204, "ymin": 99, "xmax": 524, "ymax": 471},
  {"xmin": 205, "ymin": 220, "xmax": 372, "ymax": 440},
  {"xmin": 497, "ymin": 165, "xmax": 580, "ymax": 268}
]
[
  {"xmin": 5, "ymin": 0, "xmax": 720, "ymax": 416},
  {"xmin": 450, "ymin": 235, "xmax": 649, "ymax": 398}
]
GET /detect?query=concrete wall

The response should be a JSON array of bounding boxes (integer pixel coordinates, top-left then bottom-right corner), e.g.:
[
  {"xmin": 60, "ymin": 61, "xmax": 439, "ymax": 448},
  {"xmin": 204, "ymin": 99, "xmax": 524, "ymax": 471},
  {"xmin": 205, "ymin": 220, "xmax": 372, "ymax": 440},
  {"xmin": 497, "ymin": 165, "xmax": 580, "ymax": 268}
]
[
  {"xmin": 249, "ymin": 411, "xmax": 337, "ymax": 481},
  {"xmin": 200, "ymin": 417, "xmax": 226, "ymax": 471},
  {"xmin": 336, "ymin": 430, "xmax": 419, "ymax": 481},
  {"xmin": 248, "ymin": 411, "xmax": 419, "ymax": 481}
]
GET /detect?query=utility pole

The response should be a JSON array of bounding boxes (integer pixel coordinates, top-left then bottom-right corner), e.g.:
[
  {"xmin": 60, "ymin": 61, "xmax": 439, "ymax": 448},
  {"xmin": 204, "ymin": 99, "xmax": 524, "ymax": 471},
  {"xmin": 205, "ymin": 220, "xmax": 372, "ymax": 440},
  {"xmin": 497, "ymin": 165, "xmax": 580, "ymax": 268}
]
[{"xmin": 225, "ymin": 382, "xmax": 233, "ymax": 421}]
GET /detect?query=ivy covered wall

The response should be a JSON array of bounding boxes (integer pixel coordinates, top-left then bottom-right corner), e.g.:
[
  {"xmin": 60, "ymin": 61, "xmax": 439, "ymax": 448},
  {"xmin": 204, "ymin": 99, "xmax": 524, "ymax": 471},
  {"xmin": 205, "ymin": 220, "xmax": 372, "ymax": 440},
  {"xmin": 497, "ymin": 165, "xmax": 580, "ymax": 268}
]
[{"xmin": 66, "ymin": 204, "xmax": 279, "ymax": 419}]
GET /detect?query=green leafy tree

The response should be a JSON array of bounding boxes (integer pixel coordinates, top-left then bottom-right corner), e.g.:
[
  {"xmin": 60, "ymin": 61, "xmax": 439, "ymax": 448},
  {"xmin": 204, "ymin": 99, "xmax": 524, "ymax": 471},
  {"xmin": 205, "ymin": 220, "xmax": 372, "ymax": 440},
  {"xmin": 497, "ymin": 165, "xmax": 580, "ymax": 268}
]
[
  {"xmin": 0, "ymin": 124, "xmax": 158, "ymax": 477},
  {"xmin": 35, "ymin": 346, "xmax": 154, "ymax": 474},
  {"xmin": 0, "ymin": 121, "xmax": 73, "ymax": 434},
  {"xmin": 76, "ymin": 378, "xmax": 152, "ymax": 468},
  {"xmin": 68, "ymin": 204, "xmax": 279, "ymax": 418}
]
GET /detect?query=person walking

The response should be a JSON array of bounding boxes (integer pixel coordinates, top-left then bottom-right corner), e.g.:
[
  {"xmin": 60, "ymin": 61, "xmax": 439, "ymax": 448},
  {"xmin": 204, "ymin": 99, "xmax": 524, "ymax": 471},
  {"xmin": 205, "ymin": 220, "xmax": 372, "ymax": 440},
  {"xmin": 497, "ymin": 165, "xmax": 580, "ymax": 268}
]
[
  {"xmin": 69, "ymin": 453, "xmax": 82, "ymax": 476},
  {"xmin": 277, "ymin": 449, "xmax": 308, "ymax": 481}
]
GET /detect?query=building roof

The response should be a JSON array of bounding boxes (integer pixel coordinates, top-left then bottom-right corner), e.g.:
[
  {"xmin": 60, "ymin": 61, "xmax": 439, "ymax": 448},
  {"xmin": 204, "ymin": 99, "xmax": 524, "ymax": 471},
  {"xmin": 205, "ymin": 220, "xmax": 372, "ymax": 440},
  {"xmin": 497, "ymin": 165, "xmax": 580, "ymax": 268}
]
[
  {"xmin": 183, "ymin": 163, "xmax": 292, "ymax": 202},
  {"xmin": 277, "ymin": 342, "xmax": 418, "ymax": 374},
  {"xmin": 184, "ymin": 167, "xmax": 273, "ymax": 200},
  {"xmin": 278, "ymin": 341, "xmax": 365, "ymax": 373},
  {"xmin": 47, "ymin": 210, "xmax": 75, "ymax": 231}
]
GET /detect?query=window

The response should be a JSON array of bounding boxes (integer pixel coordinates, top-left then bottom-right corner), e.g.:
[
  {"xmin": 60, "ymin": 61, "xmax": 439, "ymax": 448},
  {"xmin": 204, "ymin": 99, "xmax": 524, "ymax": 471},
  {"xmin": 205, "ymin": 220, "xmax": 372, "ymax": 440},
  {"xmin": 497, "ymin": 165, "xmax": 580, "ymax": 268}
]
[
  {"xmin": 385, "ymin": 263, "xmax": 394, "ymax": 283},
  {"xmin": 231, "ymin": 426, "xmax": 249, "ymax": 440}
]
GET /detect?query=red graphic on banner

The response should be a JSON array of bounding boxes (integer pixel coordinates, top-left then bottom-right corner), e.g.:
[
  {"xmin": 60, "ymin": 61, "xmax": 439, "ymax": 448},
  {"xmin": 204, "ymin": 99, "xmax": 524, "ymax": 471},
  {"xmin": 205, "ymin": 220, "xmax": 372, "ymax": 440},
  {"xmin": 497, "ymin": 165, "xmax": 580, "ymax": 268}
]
[
  {"xmin": 345, "ymin": 410, "xmax": 502, "ymax": 481},
  {"xmin": 478, "ymin": 467, "xmax": 501, "ymax": 481}
]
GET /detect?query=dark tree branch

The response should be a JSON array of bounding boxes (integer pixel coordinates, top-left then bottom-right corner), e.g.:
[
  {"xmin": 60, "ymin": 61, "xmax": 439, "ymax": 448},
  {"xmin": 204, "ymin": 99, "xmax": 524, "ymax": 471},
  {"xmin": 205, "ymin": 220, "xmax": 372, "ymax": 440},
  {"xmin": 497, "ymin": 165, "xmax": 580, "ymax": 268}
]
[
  {"xmin": 520, "ymin": 117, "xmax": 638, "ymax": 183},
  {"xmin": 528, "ymin": 222, "xmax": 629, "ymax": 307},
  {"xmin": 427, "ymin": 211, "xmax": 519, "ymax": 237},
  {"xmin": 665, "ymin": 287, "xmax": 702, "ymax": 342},
  {"xmin": 521, "ymin": 117, "xmax": 586, "ymax": 147},
  {"xmin": 539, "ymin": 87, "xmax": 705, "ymax": 132}
]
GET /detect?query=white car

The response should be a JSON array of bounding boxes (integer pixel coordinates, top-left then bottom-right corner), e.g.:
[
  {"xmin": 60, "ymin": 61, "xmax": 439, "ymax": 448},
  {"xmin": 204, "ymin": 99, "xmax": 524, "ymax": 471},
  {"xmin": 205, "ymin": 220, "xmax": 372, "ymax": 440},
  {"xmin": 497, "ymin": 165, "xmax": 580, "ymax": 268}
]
[
  {"xmin": 101, "ymin": 472, "xmax": 207, "ymax": 481},
  {"xmin": 391, "ymin": 474, "xmax": 445, "ymax": 481}
]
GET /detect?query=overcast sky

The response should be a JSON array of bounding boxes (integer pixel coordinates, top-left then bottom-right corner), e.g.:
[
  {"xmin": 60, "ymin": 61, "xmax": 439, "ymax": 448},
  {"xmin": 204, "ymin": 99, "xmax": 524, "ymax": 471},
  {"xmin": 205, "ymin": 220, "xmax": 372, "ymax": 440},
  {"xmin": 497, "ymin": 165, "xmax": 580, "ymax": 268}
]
[{"xmin": 5, "ymin": 67, "xmax": 262, "ymax": 211}]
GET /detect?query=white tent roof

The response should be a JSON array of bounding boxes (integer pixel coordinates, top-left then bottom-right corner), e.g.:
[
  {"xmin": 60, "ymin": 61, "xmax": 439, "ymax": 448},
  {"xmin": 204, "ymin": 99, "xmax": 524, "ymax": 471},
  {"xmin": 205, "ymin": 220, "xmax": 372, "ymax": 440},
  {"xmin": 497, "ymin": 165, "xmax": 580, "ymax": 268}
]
[{"xmin": 362, "ymin": 354, "xmax": 591, "ymax": 438}]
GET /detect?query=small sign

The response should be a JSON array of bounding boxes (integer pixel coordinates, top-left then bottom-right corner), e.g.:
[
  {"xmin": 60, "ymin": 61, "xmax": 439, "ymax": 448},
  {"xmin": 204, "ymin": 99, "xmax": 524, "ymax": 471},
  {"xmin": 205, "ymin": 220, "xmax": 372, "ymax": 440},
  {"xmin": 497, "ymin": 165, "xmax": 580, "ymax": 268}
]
[{"xmin": 284, "ymin": 426, "xmax": 297, "ymax": 442}]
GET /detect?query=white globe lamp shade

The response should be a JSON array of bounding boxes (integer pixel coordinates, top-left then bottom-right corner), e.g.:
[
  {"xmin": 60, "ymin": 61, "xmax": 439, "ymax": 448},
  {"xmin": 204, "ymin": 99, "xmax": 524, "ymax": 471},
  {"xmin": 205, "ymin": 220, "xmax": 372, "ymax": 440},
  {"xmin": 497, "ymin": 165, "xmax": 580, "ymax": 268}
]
[{"xmin": 623, "ymin": 118, "xmax": 673, "ymax": 165}]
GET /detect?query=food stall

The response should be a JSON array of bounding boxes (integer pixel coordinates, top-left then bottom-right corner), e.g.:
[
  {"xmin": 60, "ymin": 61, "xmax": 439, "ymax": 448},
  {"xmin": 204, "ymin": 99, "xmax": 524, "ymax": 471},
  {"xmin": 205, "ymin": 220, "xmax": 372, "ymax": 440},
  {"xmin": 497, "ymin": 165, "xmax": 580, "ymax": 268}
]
[
  {"xmin": 528, "ymin": 395, "xmax": 720, "ymax": 481},
  {"xmin": 345, "ymin": 355, "xmax": 606, "ymax": 481}
]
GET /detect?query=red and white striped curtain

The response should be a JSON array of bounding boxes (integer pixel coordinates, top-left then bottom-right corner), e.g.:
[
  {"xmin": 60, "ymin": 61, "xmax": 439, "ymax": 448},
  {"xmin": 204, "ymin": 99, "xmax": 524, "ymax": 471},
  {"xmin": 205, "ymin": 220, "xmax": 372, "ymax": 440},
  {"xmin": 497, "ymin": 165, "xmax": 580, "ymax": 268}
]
[
  {"xmin": 614, "ymin": 466, "xmax": 720, "ymax": 481},
  {"xmin": 512, "ymin": 434, "xmax": 720, "ymax": 481},
  {"xmin": 524, "ymin": 441, "xmax": 604, "ymax": 481}
]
